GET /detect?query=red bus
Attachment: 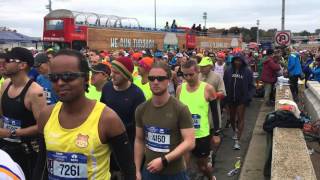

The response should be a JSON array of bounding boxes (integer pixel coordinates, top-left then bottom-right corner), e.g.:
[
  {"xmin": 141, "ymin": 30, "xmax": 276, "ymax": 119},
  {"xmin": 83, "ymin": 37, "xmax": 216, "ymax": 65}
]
[{"xmin": 43, "ymin": 9, "xmax": 239, "ymax": 51}]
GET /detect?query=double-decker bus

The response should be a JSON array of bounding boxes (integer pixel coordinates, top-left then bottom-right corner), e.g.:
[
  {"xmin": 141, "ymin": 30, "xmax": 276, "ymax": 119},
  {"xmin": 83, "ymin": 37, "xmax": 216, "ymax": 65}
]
[{"xmin": 43, "ymin": 9, "xmax": 241, "ymax": 51}]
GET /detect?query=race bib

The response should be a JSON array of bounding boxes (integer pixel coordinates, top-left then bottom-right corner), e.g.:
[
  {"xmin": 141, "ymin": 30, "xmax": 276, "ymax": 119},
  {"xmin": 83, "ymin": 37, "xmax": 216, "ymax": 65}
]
[
  {"xmin": 47, "ymin": 151, "xmax": 88, "ymax": 180},
  {"xmin": 192, "ymin": 114, "xmax": 201, "ymax": 129},
  {"xmin": 145, "ymin": 126, "xmax": 170, "ymax": 153},
  {"xmin": 3, "ymin": 116, "xmax": 21, "ymax": 143},
  {"xmin": 44, "ymin": 88, "xmax": 52, "ymax": 104}
]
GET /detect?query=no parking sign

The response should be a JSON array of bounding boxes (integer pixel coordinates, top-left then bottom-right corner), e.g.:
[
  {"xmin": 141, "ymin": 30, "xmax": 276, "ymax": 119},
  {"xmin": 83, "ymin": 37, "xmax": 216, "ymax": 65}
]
[{"xmin": 275, "ymin": 31, "xmax": 291, "ymax": 46}]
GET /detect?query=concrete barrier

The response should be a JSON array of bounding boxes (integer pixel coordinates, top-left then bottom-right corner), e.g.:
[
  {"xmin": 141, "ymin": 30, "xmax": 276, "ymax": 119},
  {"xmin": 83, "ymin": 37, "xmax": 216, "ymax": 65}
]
[
  {"xmin": 304, "ymin": 81, "xmax": 320, "ymax": 121},
  {"xmin": 271, "ymin": 85, "xmax": 317, "ymax": 180}
]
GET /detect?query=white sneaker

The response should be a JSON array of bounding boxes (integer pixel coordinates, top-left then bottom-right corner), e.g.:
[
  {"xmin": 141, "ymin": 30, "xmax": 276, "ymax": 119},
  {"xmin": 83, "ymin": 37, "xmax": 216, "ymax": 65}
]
[{"xmin": 233, "ymin": 140, "xmax": 241, "ymax": 150}]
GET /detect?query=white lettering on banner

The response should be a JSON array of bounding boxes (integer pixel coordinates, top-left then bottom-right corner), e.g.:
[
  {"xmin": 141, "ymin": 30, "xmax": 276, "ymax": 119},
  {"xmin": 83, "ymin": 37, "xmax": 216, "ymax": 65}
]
[
  {"xmin": 200, "ymin": 42, "xmax": 230, "ymax": 48},
  {"xmin": 110, "ymin": 38, "xmax": 154, "ymax": 49},
  {"xmin": 111, "ymin": 38, "xmax": 118, "ymax": 48},
  {"xmin": 43, "ymin": 37, "xmax": 65, "ymax": 42}
]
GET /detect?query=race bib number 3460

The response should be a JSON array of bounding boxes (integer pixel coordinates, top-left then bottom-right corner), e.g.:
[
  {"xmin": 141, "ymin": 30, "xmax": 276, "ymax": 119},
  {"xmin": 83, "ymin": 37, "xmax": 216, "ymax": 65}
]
[
  {"xmin": 145, "ymin": 126, "xmax": 171, "ymax": 153},
  {"xmin": 47, "ymin": 151, "xmax": 88, "ymax": 180}
]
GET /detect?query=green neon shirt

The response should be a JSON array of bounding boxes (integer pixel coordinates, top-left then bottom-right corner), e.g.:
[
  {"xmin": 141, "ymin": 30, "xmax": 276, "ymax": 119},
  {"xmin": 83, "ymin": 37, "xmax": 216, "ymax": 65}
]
[{"xmin": 179, "ymin": 82, "xmax": 209, "ymax": 138}]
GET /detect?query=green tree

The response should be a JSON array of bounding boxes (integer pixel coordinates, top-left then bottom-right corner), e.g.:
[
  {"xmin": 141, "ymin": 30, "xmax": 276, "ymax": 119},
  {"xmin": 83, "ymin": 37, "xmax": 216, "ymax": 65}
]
[{"xmin": 299, "ymin": 30, "xmax": 311, "ymax": 36}]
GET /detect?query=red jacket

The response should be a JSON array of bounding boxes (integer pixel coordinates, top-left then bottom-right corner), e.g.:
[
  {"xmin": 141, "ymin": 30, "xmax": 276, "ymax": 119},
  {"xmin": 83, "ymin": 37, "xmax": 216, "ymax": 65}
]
[{"xmin": 261, "ymin": 56, "xmax": 281, "ymax": 83}]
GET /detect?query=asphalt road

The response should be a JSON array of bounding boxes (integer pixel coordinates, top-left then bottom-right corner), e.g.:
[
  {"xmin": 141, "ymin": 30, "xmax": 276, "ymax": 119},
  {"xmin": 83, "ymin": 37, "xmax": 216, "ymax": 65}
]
[
  {"xmin": 214, "ymin": 98, "xmax": 263, "ymax": 180},
  {"xmin": 188, "ymin": 98, "xmax": 264, "ymax": 180}
]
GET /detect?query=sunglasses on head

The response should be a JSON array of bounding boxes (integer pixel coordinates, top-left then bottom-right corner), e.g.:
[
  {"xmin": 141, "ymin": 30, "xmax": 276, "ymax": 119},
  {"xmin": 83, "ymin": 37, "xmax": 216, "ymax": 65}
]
[
  {"xmin": 48, "ymin": 72, "xmax": 86, "ymax": 83},
  {"xmin": 148, "ymin": 76, "xmax": 169, "ymax": 82},
  {"xmin": 5, "ymin": 59, "xmax": 22, "ymax": 63}
]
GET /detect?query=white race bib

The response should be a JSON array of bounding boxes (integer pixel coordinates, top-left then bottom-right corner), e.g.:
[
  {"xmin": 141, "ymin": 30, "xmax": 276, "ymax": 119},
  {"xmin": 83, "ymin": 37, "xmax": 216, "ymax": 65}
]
[
  {"xmin": 145, "ymin": 126, "xmax": 170, "ymax": 153},
  {"xmin": 47, "ymin": 151, "xmax": 88, "ymax": 180},
  {"xmin": 3, "ymin": 116, "xmax": 21, "ymax": 143}
]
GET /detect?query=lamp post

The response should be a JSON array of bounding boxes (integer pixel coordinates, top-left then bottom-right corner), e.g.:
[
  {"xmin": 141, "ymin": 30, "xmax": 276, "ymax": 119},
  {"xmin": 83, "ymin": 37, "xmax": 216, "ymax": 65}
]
[
  {"xmin": 281, "ymin": 0, "xmax": 285, "ymax": 30},
  {"xmin": 154, "ymin": 0, "xmax": 157, "ymax": 30},
  {"xmin": 256, "ymin": 19, "xmax": 260, "ymax": 44},
  {"xmin": 46, "ymin": 0, "xmax": 52, "ymax": 12},
  {"xmin": 203, "ymin": 12, "xmax": 207, "ymax": 28}
]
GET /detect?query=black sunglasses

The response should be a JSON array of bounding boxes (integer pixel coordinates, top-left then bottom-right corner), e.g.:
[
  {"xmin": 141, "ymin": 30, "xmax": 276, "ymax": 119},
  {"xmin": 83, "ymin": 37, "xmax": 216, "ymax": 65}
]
[
  {"xmin": 48, "ymin": 72, "xmax": 86, "ymax": 83},
  {"xmin": 148, "ymin": 76, "xmax": 169, "ymax": 82}
]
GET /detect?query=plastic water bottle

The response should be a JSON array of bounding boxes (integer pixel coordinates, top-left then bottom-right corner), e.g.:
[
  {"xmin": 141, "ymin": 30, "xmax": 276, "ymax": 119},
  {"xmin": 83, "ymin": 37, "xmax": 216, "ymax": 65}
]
[
  {"xmin": 235, "ymin": 157, "xmax": 241, "ymax": 169},
  {"xmin": 227, "ymin": 157, "xmax": 241, "ymax": 176}
]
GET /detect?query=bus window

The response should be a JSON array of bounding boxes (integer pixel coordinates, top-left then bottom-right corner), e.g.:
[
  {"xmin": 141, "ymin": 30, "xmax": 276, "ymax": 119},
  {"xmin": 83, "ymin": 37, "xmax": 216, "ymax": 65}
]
[
  {"xmin": 43, "ymin": 41, "xmax": 70, "ymax": 51},
  {"xmin": 46, "ymin": 19, "xmax": 64, "ymax": 30}
]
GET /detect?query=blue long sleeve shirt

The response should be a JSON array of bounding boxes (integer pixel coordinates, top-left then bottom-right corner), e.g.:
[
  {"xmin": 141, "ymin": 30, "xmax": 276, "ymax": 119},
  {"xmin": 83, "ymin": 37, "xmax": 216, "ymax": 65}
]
[{"xmin": 288, "ymin": 53, "xmax": 302, "ymax": 76}]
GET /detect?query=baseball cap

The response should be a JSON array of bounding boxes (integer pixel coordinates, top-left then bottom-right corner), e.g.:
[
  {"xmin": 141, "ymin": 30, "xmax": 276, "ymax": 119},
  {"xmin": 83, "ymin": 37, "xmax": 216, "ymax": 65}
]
[
  {"xmin": 7, "ymin": 47, "xmax": 34, "ymax": 67},
  {"xmin": 208, "ymin": 52, "xmax": 215, "ymax": 57},
  {"xmin": 198, "ymin": 57, "xmax": 213, "ymax": 67},
  {"xmin": 176, "ymin": 53, "xmax": 183, "ymax": 58},
  {"xmin": 154, "ymin": 51, "xmax": 163, "ymax": 58},
  {"xmin": 91, "ymin": 63, "xmax": 111, "ymax": 75},
  {"xmin": 217, "ymin": 52, "xmax": 226, "ymax": 59},
  {"xmin": 34, "ymin": 53, "xmax": 49, "ymax": 67},
  {"xmin": 139, "ymin": 57, "xmax": 154, "ymax": 72}
]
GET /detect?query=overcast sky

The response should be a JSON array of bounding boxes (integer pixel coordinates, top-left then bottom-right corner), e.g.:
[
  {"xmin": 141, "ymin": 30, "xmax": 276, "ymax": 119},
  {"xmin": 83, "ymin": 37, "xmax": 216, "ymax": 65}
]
[{"xmin": 0, "ymin": 0, "xmax": 319, "ymax": 37}]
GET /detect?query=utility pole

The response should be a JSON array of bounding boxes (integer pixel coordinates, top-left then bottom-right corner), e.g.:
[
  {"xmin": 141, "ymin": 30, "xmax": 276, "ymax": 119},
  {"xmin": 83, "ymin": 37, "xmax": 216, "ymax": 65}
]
[
  {"xmin": 154, "ymin": 0, "xmax": 157, "ymax": 30},
  {"xmin": 257, "ymin": 19, "xmax": 260, "ymax": 44},
  {"xmin": 281, "ymin": 0, "xmax": 285, "ymax": 30},
  {"xmin": 46, "ymin": 0, "xmax": 52, "ymax": 12}
]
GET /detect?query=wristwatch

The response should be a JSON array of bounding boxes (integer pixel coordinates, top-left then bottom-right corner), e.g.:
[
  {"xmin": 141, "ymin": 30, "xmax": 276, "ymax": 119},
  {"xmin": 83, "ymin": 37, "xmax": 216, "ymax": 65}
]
[{"xmin": 10, "ymin": 129, "xmax": 17, "ymax": 137}]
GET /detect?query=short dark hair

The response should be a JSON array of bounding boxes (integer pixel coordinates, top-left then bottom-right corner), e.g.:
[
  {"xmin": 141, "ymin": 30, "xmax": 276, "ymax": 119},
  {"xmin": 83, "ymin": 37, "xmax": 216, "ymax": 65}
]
[
  {"xmin": 54, "ymin": 49, "xmax": 90, "ymax": 92},
  {"xmin": 151, "ymin": 61, "xmax": 172, "ymax": 79},
  {"xmin": 181, "ymin": 59, "xmax": 198, "ymax": 70}
]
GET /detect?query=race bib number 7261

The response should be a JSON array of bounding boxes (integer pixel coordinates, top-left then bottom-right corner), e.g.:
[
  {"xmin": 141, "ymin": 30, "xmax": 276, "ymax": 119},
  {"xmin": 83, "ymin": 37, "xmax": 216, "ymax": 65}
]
[{"xmin": 47, "ymin": 151, "xmax": 88, "ymax": 180}]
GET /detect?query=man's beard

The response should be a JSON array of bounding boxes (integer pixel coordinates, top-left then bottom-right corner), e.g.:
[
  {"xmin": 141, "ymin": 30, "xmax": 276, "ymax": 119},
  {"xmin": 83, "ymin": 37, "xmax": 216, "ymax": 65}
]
[
  {"xmin": 4, "ymin": 69, "xmax": 19, "ymax": 77},
  {"xmin": 152, "ymin": 88, "xmax": 167, "ymax": 96}
]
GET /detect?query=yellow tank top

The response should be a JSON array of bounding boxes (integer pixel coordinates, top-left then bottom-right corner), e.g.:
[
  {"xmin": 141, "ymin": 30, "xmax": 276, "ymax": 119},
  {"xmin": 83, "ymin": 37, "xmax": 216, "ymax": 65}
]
[{"xmin": 44, "ymin": 101, "xmax": 111, "ymax": 180}]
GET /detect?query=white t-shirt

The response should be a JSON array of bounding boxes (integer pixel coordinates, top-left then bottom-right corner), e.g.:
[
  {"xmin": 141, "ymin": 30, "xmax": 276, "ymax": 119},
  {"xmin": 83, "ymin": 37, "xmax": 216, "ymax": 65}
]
[
  {"xmin": 0, "ymin": 150, "xmax": 25, "ymax": 180},
  {"xmin": 214, "ymin": 62, "xmax": 225, "ymax": 78}
]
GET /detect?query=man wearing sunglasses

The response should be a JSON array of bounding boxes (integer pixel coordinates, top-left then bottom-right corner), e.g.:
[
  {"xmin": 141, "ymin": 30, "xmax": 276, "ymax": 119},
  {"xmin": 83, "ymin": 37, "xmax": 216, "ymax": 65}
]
[
  {"xmin": 135, "ymin": 61, "xmax": 195, "ymax": 180},
  {"xmin": 37, "ymin": 50, "xmax": 136, "ymax": 180},
  {"xmin": 176, "ymin": 60, "xmax": 217, "ymax": 180},
  {"xmin": 0, "ymin": 47, "xmax": 47, "ymax": 179}
]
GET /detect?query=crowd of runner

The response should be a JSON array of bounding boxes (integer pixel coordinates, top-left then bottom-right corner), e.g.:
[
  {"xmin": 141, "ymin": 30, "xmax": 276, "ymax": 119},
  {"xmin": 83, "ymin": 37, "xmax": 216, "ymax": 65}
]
[{"xmin": 0, "ymin": 45, "xmax": 319, "ymax": 180}]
